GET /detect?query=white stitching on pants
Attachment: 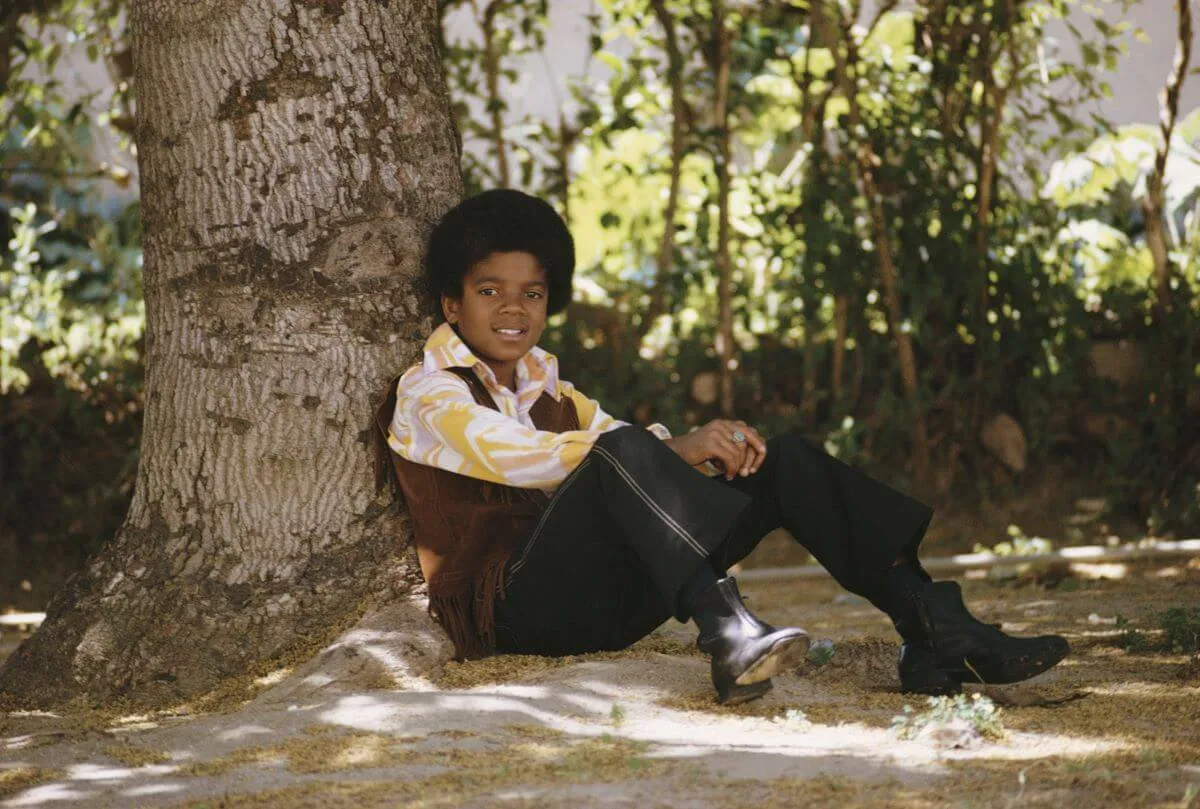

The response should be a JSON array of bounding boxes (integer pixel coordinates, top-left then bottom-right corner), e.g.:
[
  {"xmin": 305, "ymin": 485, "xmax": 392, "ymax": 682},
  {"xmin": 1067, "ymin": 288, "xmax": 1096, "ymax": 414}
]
[
  {"xmin": 507, "ymin": 458, "xmax": 592, "ymax": 579},
  {"xmin": 590, "ymin": 445, "xmax": 709, "ymax": 557}
]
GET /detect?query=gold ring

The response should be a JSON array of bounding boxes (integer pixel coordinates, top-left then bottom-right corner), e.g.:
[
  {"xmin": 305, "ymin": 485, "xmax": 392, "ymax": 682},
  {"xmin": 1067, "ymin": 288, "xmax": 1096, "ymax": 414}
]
[{"xmin": 731, "ymin": 430, "xmax": 746, "ymax": 443}]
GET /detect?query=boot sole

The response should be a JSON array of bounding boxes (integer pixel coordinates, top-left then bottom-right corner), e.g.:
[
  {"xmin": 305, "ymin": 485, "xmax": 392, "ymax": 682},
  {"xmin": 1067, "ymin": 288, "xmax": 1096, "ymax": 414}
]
[
  {"xmin": 718, "ymin": 678, "xmax": 773, "ymax": 706},
  {"xmin": 948, "ymin": 638, "xmax": 1071, "ymax": 685},
  {"xmin": 734, "ymin": 633, "xmax": 811, "ymax": 686}
]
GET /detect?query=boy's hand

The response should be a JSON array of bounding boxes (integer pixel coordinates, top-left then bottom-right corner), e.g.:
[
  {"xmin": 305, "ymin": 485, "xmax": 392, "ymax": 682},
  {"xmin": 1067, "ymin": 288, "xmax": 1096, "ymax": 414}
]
[{"xmin": 664, "ymin": 419, "xmax": 768, "ymax": 480}]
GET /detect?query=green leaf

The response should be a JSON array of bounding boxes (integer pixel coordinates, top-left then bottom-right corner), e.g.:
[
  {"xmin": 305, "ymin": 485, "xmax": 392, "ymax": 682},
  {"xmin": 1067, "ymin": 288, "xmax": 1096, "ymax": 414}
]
[{"xmin": 596, "ymin": 50, "xmax": 624, "ymax": 73}]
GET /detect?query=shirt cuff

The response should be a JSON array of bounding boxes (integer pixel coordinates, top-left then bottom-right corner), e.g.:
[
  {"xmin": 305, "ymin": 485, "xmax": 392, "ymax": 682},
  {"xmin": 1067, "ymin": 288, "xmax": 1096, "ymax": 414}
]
[{"xmin": 645, "ymin": 422, "xmax": 672, "ymax": 441}]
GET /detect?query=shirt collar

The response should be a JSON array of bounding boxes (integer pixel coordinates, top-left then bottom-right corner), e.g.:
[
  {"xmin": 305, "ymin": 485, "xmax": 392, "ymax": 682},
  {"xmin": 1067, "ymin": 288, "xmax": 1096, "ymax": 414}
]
[{"xmin": 421, "ymin": 322, "xmax": 561, "ymax": 402}]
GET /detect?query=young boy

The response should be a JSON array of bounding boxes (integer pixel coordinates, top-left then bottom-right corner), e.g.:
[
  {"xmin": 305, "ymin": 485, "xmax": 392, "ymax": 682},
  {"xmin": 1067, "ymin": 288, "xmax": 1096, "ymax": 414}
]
[{"xmin": 375, "ymin": 189, "xmax": 1068, "ymax": 705}]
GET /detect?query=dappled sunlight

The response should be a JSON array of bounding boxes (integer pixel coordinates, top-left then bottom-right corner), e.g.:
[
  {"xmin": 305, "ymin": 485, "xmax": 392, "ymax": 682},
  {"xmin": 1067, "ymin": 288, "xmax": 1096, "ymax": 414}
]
[
  {"xmin": 3, "ymin": 781, "xmax": 93, "ymax": 808},
  {"xmin": 0, "ymin": 660, "xmax": 1177, "ymax": 808},
  {"xmin": 63, "ymin": 763, "xmax": 141, "ymax": 782},
  {"xmin": 1, "ymin": 566, "xmax": 1195, "ymax": 807}
]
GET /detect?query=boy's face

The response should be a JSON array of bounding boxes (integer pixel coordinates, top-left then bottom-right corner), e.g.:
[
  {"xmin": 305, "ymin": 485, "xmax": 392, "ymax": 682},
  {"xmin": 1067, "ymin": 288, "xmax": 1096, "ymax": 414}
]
[{"xmin": 442, "ymin": 251, "xmax": 549, "ymax": 388}]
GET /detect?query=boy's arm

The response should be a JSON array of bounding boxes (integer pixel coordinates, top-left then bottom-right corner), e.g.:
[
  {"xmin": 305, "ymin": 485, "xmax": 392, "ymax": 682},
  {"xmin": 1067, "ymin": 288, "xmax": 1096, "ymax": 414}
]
[
  {"xmin": 559, "ymin": 380, "xmax": 673, "ymax": 440},
  {"xmin": 560, "ymin": 380, "xmax": 732, "ymax": 477},
  {"xmin": 389, "ymin": 371, "xmax": 606, "ymax": 490}
]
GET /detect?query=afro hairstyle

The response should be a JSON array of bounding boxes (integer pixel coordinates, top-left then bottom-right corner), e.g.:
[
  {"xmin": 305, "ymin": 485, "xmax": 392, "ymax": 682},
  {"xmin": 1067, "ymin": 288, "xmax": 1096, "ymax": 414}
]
[{"xmin": 424, "ymin": 189, "xmax": 575, "ymax": 316}]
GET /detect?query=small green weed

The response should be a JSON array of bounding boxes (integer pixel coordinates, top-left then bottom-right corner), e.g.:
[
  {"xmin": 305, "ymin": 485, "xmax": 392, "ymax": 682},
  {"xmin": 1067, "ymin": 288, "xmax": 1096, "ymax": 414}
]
[
  {"xmin": 772, "ymin": 707, "xmax": 809, "ymax": 728},
  {"xmin": 1115, "ymin": 614, "xmax": 1151, "ymax": 652},
  {"xmin": 891, "ymin": 694, "xmax": 1004, "ymax": 741},
  {"xmin": 1114, "ymin": 607, "xmax": 1200, "ymax": 653},
  {"xmin": 608, "ymin": 703, "xmax": 626, "ymax": 728},
  {"xmin": 1158, "ymin": 607, "xmax": 1200, "ymax": 653},
  {"xmin": 806, "ymin": 639, "xmax": 835, "ymax": 667}
]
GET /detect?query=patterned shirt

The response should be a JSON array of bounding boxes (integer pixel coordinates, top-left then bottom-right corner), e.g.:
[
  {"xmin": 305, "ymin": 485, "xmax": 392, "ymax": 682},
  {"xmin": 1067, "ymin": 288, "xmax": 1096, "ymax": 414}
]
[{"xmin": 388, "ymin": 323, "xmax": 672, "ymax": 490}]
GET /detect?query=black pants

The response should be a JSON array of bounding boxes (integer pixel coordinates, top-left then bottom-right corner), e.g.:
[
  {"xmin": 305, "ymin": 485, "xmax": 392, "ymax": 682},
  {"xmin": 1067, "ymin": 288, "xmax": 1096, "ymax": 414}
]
[{"xmin": 493, "ymin": 426, "xmax": 932, "ymax": 656}]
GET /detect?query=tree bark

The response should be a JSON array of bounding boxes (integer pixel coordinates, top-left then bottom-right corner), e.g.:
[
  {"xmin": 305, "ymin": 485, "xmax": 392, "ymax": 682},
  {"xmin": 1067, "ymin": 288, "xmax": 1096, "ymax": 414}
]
[
  {"xmin": 710, "ymin": 1, "xmax": 736, "ymax": 417},
  {"xmin": 0, "ymin": 0, "xmax": 461, "ymax": 708}
]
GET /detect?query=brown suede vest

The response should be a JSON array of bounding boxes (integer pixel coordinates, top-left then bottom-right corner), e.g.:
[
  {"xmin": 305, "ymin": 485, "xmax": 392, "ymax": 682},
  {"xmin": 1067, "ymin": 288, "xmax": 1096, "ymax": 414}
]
[{"xmin": 373, "ymin": 367, "xmax": 580, "ymax": 659}]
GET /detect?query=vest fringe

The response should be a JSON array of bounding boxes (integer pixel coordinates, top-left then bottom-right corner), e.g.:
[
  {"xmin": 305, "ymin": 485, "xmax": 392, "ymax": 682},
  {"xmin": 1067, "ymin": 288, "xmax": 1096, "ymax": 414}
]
[{"xmin": 428, "ymin": 550, "xmax": 509, "ymax": 660}]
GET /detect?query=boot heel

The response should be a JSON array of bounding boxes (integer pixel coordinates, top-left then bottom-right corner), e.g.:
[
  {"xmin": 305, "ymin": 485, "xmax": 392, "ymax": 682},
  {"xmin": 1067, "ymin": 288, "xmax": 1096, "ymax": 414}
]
[
  {"xmin": 899, "ymin": 667, "xmax": 961, "ymax": 696},
  {"xmin": 692, "ymin": 576, "xmax": 809, "ymax": 706},
  {"xmin": 898, "ymin": 643, "xmax": 962, "ymax": 696},
  {"xmin": 734, "ymin": 632, "xmax": 811, "ymax": 686}
]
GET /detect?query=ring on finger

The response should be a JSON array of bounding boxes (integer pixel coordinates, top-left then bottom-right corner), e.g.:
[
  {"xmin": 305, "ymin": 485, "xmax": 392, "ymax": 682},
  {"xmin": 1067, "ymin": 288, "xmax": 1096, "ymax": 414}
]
[{"xmin": 731, "ymin": 430, "xmax": 746, "ymax": 443}]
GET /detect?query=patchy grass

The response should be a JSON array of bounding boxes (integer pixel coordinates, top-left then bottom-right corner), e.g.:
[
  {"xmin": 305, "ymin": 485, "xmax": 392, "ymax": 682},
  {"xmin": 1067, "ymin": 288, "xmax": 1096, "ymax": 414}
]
[
  {"xmin": 436, "ymin": 634, "xmax": 698, "ymax": 689},
  {"xmin": 103, "ymin": 742, "xmax": 172, "ymax": 767},
  {"xmin": 0, "ymin": 767, "xmax": 63, "ymax": 800},
  {"xmin": 183, "ymin": 731, "xmax": 427, "ymax": 777},
  {"xmin": 173, "ymin": 735, "xmax": 680, "ymax": 808}
]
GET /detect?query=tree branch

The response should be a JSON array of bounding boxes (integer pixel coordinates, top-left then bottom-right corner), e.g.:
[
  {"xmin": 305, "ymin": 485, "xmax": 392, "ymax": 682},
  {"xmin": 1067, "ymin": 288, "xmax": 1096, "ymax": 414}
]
[{"xmin": 1145, "ymin": 0, "xmax": 1192, "ymax": 318}]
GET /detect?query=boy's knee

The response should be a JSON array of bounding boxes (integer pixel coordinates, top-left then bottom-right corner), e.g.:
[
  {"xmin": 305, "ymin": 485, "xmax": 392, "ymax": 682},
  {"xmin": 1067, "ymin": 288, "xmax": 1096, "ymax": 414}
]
[
  {"xmin": 771, "ymin": 432, "xmax": 816, "ymax": 458},
  {"xmin": 594, "ymin": 425, "xmax": 659, "ymax": 459},
  {"xmin": 770, "ymin": 433, "xmax": 838, "ymax": 473}
]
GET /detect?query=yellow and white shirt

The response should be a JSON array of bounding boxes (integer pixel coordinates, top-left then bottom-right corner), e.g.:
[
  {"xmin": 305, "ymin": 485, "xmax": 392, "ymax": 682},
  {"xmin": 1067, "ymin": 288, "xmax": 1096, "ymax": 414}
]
[{"xmin": 388, "ymin": 322, "xmax": 671, "ymax": 490}]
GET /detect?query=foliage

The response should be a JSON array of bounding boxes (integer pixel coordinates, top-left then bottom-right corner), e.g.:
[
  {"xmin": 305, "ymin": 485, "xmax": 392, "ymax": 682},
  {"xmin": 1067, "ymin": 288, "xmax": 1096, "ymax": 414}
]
[
  {"xmin": 1, "ymin": 0, "xmax": 141, "ymax": 608},
  {"xmin": 4, "ymin": 0, "xmax": 1200, "ymax": 605},
  {"xmin": 438, "ymin": 0, "xmax": 552, "ymax": 195},
  {"xmin": 1, "ymin": 0, "xmax": 137, "ymax": 391},
  {"xmin": 1, "ymin": 201, "xmax": 142, "ymax": 394},
  {"xmin": 972, "ymin": 524, "xmax": 1054, "ymax": 557}
]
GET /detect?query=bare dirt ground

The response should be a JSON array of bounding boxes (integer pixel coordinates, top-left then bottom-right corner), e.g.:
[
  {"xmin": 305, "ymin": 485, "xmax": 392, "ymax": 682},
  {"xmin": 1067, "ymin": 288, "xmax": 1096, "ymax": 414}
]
[{"xmin": 2, "ymin": 560, "xmax": 1198, "ymax": 809}]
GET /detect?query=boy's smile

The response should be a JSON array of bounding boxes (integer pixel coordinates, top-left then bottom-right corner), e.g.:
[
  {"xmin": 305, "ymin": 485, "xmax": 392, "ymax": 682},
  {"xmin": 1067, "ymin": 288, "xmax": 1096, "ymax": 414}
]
[{"xmin": 442, "ymin": 251, "xmax": 549, "ymax": 390}]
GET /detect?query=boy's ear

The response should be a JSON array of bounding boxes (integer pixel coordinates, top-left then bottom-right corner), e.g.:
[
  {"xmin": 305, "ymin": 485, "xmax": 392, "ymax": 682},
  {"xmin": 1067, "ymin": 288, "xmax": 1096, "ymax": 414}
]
[{"xmin": 441, "ymin": 293, "xmax": 461, "ymax": 325}]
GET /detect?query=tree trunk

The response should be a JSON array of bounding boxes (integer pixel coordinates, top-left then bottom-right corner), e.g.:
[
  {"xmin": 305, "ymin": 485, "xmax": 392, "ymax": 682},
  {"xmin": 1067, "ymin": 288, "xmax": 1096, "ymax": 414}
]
[
  {"xmin": 640, "ymin": 0, "xmax": 688, "ymax": 342},
  {"xmin": 970, "ymin": 53, "xmax": 1006, "ymax": 435},
  {"xmin": 0, "ymin": 0, "xmax": 462, "ymax": 708},
  {"xmin": 831, "ymin": 293, "xmax": 848, "ymax": 410},
  {"xmin": 478, "ymin": 0, "xmax": 511, "ymax": 187},
  {"xmin": 1145, "ymin": 0, "xmax": 1192, "ymax": 320},
  {"xmin": 710, "ymin": 2, "xmax": 736, "ymax": 417},
  {"xmin": 826, "ymin": 3, "xmax": 929, "ymax": 481},
  {"xmin": 859, "ymin": 159, "xmax": 929, "ymax": 482},
  {"xmin": 555, "ymin": 112, "xmax": 576, "ymax": 228}
]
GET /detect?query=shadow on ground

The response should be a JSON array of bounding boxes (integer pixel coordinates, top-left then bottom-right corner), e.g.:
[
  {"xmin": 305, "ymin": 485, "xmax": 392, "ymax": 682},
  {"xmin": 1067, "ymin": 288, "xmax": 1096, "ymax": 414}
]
[{"xmin": 1, "ymin": 564, "xmax": 1198, "ymax": 808}]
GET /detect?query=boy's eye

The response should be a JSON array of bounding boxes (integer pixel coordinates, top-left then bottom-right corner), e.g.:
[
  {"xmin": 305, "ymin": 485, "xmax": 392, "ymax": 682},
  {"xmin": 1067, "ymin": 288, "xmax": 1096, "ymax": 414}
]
[
  {"xmin": 526, "ymin": 290, "xmax": 544, "ymax": 299},
  {"xmin": 479, "ymin": 288, "xmax": 497, "ymax": 296}
]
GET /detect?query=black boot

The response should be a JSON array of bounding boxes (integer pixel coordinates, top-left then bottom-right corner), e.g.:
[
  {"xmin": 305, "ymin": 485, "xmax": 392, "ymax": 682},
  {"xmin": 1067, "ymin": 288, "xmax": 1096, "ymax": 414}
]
[
  {"xmin": 899, "ymin": 581, "xmax": 1069, "ymax": 694},
  {"xmin": 691, "ymin": 577, "xmax": 810, "ymax": 705}
]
